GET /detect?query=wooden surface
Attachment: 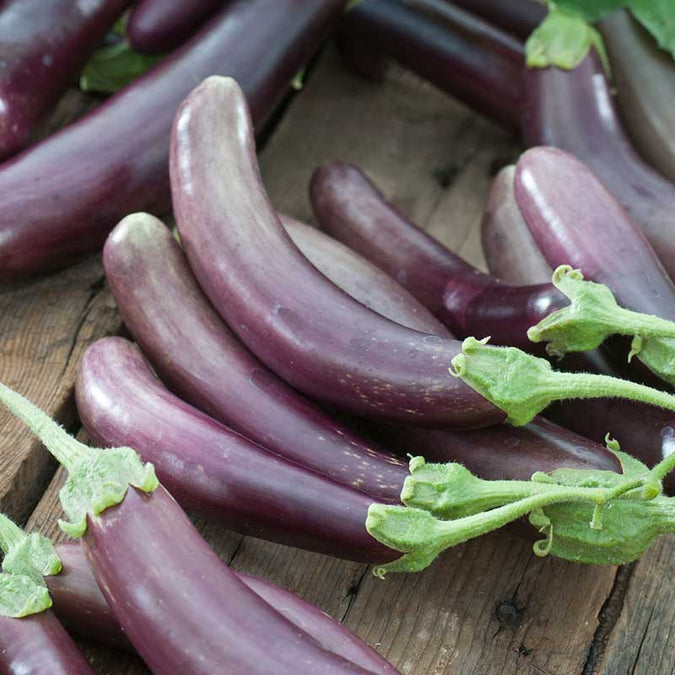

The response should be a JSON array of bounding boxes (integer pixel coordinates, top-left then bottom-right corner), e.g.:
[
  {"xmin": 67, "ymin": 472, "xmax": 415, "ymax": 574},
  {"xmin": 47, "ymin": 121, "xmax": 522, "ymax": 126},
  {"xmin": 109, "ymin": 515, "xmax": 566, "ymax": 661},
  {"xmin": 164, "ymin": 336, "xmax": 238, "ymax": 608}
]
[{"xmin": 3, "ymin": 43, "xmax": 672, "ymax": 674}]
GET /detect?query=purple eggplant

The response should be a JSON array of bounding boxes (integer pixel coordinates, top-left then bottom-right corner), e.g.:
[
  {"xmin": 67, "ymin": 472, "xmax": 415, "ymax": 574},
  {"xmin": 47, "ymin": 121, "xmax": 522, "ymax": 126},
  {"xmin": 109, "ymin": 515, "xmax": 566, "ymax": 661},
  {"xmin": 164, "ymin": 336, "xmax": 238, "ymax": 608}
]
[
  {"xmin": 600, "ymin": 11, "xmax": 675, "ymax": 184},
  {"xmin": 0, "ymin": 0, "xmax": 345, "ymax": 280},
  {"xmin": 522, "ymin": 52, "xmax": 675, "ymax": 280},
  {"xmin": 0, "ymin": 0, "xmax": 129, "ymax": 161},
  {"xmin": 480, "ymin": 165, "xmax": 552, "ymax": 285},
  {"xmin": 170, "ymin": 77, "xmax": 503, "ymax": 428},
  {"xmin": 0, "ymin": 610, "xmax": 94, "ymax": 674},
  {"xmin": 104, "ymin": 214, "xmax": 408, "ymax": 502},
  {"xmin": 49, "ymin": 541, "xmax": 398, "ymax": 674},
  {"xmin": 282, "ymin": 214, "xmax": 450, "ymax": 336},
  {"xmin": 128, "ymin": 0, "xmax": 227, "ymax": 54},
  {"xmin": 76, "ymin": 336, "xmax": 399, "ymax": 563},
  {"xmin": 450, "ymin": 0, "xmax": 545, "ymax": 40},
  {"xmin": 338, "ymin": 0, "xmax": 523, "ymax": 130}
]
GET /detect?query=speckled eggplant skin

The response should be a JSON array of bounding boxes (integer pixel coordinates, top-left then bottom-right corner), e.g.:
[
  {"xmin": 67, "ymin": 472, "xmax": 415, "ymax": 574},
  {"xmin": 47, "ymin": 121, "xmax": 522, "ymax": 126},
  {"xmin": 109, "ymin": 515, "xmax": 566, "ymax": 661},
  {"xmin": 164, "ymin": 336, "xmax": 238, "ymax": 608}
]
[
  {"xmin": 81, "ymin": 487, "xmax": 375, "ymax": 674},
  {"xmin": 0, "ymin": 0, "xmax": 129, "ymax": 161},
  {"xmin": 76, "ymin": 336, "xmax": 399, "ymax": 563},
  {"xmin": 0, "ymin": 0, "xmax": 345, "ymax": 280},
  {"xmin": 127, "ymin": 0, "xmax": 225, "ymax": 54},
  {"xmin": 522, "ymin": 53, "xmax": 675, "ymax": 280},
  {"xmin": 0, "ymin": 610, "xmax": 93, "ymax": 675},
  {"xmin": 49, "ymin": 541, "xmax": 399, "ymax": 674},
  {"xmin": 103, "ymin": 214, "xmax": 409, "ymax": 503},
  {"xmin": 170, "ymin": 77, "xmax": 504, "ymax": 428}
]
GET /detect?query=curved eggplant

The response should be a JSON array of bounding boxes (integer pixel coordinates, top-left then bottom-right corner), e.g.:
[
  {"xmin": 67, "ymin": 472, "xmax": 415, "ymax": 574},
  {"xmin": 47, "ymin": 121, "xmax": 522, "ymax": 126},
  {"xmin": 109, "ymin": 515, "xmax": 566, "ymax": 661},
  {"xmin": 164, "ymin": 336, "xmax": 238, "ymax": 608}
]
[
  {"xmin": 0, "ymin": 0, "xmax": 345, "ymax": 280},
  {"xmin": 522, "ymin": 52, "xmax": 675, "ymax": 279},
  {"xmin": 127, "ymin": 0, "xmax": 226, "ymax": 54},
  {"xmin": 170, "ymin": 77, "xmax": 503, "ymax": 428},
  {"xmin": 450, "ymin": 0, "xmax": 545, "ymax": 40},
  {"xmin": 282, "ymin": 215, "xmax": 450, "ymax": 336},
  {"xmin": 600, "ymin": 11, "xmax": 675, "ymax": 184},
  {"xmin": 0, "ymin": 0, "xmax": 129, "ymax": 161},
  {"xmin": 49, "ymin": 541, "xmax": 398, "ymax": 674},
  {"xmin": 339, "ymin": 0, "xmax": 523, "ymax": 130},
  {"xmin": 104, "ymin": 214, "xmax": 409, "ymax": 503}
]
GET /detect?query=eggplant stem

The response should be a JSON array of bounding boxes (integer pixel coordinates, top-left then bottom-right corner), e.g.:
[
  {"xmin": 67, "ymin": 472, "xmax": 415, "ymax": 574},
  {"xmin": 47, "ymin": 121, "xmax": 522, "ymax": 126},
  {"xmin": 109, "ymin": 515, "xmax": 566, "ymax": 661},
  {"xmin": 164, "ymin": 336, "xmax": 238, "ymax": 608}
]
[{"xmin": 0, "ymin": 515, "xmax": 25, "ymax": 555}]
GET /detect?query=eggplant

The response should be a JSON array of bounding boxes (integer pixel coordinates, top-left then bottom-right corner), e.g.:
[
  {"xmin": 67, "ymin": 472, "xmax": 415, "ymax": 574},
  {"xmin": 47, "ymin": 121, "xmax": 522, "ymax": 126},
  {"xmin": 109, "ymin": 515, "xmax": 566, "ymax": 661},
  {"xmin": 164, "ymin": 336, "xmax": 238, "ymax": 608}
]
[
  {"xmin": 104, "ymin": 214, "xmax": 409, "ymax": 502},
  {"xmin": 0, "ymin": 0, "xmax": 345, "ymax": 280},
  {"xmin": 0, "ymin": 611, "xmax": 94, "ymax": 674},
  {"xmin": 600, "ymin": 10, "xmax": 675, "ymax": 184},
  {"xmin": 450, "ymin": 0, "xmax": 545, "ymax": 40},
  {"xmin": 49, "ymin": 541, "xmax": 398, "ymax": 674},
  {"xmin": 128, "ymin": 0, "xmax": 226, "ymax": 54},
  {"xmin": 170, "ymin": 77, "xmax": 503, "ymax": 428},
  {"xmin": 282, "ymin": 215, "xmax": 450, "ymax": 336},
  {"xmin": 522, "ymin": 51, "xmax": 675, "ymax": 280},
  {"xmin": 76, "ymin": 336, "xmax": 398, "ymax": 563},
  {"xmin": 0, "ymin": 0, "xmax": 129, "ymax": 161},
  {"xmin": 338, "ymin": 0, "xmax": 523, "ymax": 129}
]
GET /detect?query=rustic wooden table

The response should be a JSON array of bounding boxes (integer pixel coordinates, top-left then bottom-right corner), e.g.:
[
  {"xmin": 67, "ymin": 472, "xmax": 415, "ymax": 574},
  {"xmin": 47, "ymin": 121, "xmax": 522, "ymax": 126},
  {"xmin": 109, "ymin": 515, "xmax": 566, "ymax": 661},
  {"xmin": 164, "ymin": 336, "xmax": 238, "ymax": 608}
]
[{"xmin": 1, "ymin": 43, "xmax": 672, "ymax": 675}]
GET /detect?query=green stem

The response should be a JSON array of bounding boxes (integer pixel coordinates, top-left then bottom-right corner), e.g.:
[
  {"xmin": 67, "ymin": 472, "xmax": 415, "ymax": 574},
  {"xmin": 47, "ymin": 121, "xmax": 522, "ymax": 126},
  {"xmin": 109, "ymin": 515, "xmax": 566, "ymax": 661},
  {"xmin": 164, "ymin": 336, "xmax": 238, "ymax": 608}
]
[
  {"xmin": 0, "ymin": 515, "xmax": 25, "ymax": 555},
  {"xmin": 648, "ymin": 452, "xmax": 675, "ymax": 484},
  {"xmin": 604, "ymin": 307, "xmax": 675, "ymax": 340}
]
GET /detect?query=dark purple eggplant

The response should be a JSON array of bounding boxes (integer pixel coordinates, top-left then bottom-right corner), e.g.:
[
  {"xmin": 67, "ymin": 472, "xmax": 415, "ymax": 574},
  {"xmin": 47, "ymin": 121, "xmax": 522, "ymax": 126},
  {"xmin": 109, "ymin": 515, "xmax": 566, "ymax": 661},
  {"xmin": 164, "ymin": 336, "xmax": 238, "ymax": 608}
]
[
  {"xmin": 170, "ymin": 77, "xmax": 503, "ymax": 428},
  {"xmin": 0, "ymin": 0, "xmax": 129, "ymax": 161},
  {"xmin": 104, "ymin": 213, "xmax": 409, "ymax": 502},
  {"xmin": 600, "ymin": 11, "xmax": 675, "ymax": 184},
  {"xmin": 49, "ymin": 541, "xmax": 398, "ymax": 674},
  {"xmin": 339, "ymin": 0, "xmax": 523, "ymax": 130},
  {"xmin": 0, "ymin": 610, "xmax": 94, "ymax": 674},
  {"xmin": 480, "ymin": 165, "xmax": 552, "ymax": 285},
  {"xmin": 128, "ymin": 0, "xmax": 227, "ymax": 54},
  {"xmin": 0, "ymin": 0, "xmax": 345, "ymax": 280},
  {"xmin": 522, "ymin": 52, "xmax": 675, "ymax": 280},
  {"xmin": 282, "ymin": 214, "xmax": 450, "ymax": 336},
  {"xmin": 76, "ymin": 336, "xmax": 398, "ymax": 563},
  {"xmin": 450, "ymin": 0, "xmax": 545, "ymax": 40}
]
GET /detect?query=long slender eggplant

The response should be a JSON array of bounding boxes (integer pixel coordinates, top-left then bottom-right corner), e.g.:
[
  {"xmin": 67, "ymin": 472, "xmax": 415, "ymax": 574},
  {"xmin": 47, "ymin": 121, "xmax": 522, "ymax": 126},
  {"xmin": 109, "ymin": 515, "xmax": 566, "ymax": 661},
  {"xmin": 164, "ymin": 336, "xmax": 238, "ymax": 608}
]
[
  {"xmin": 480, "ymin": 165, "xmax": 552, "ymax": 285},
  {"xmin": 0, "ymin": 610, "xmax": 94, "ymax": 674},
  {"xmin": 282, "ymin": 215, "xmax": 450, "ymax": 336},
  {"xmin": 600, "ymin": 11, "xmax": 675, "ymax": 184},
  {"xmin": 76, "ymin": 336, "xmax": 399, "ymax": 562},
  {"xmin": 0, "ymin": 0, "xmax": 345, "ymax": 280},
  {"xmin": 449, "ymin": 0, "xmax": 545, "ymax": 40},
  {"xmin": 522, "ymin": 51, "xmax": 675, "ymax": 279},
  {"xmin": 171, "ymin": 77, "xmax": 503, "ymax": 428},
  {"xmin": 104, "ymin": 214, "xmax": 409, "ymax": 502},
  {"xmin": 128, "ymin": 0, "xmax": 226, "ymax": 54},
  {"xmin": 338, "ymin": 0, "xmax": 523, "ymax": 130},
  {"xmin": 49, "ymin": 542, "xmax": 398, "ymax": 674},
  {"xmin": 0, "ymin": 0, "xmax": 129, "ymax": 161}
]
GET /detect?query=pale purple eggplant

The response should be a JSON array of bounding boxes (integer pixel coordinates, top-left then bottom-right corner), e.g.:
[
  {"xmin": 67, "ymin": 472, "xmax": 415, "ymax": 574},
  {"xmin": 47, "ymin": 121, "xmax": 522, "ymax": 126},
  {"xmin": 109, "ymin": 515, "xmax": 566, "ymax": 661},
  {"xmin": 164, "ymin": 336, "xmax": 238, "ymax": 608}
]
[
  {"xmin": 0, "ymin": 0, "xmax": 345, "ymax": 280},
  {"xmin": 170, "ymin": 77, "xmax": 503, "ymax": 428},
  {"xmin": 76, "ymin": 336, "xmax": 399, "ymax": 563},
  {"xmin": 103, "ymin": 213, "xmax": 409, "ymax": 502}
]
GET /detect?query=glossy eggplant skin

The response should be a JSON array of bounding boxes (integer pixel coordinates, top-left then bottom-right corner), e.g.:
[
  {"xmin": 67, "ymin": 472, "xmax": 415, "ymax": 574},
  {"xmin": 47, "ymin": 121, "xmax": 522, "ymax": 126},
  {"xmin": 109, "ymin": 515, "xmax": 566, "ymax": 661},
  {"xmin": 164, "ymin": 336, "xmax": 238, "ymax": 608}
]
[
  {"xmin": 515, "ymin": 147, "xmax": 675, "ymax": 324},
  {"xmin": 0, "ymin": 0, "xmax": 129, "ymax": 161},
  {"xmin": 283, "ymin": 214, "xmax": 450, "ymax": 336},
  {"xmin": 600, "ymin": 11, "xmax": 675, "ymax": 184},
  {"xmin": 49, "ymin": 542, "xmax": 398, "ymax": 675},
  {"xmin": 522, "ymin": 52, "xmax": 675, "ymax": 280},
  {"xmin": 0, "ymin": 610, "xmax": 93, "ymax": 675},
  {"xmin": 450, "ymin": 0, "xmax": 545, "ymax": 40},
  {"xmin": 480, "ymin": 165, "xmax": 552, "ymax": 285},
  {"xmin": 339, "ymin": 0, "xmax": 523, "ymax": 129},
  {"xmin": 104, "ymin": 214, "xmax": 409, "ymax": 502},
  {"xmin": 0, "ymin": 0, "xmax": 345, "ymax": 281},
  {"xmin": 82, "ymin": 487, "xmax": 373, "ymax": 674},
  {"xmin": 76, "ymin": 336, "xmax": 398, "ymax": 563},
  {"xmin": 171, "ymin": 78, "xmax": 503, "ymax": 428},
  {"xmin": 127, "ymin": 0, "xmax": 226, "ymax": 54}
]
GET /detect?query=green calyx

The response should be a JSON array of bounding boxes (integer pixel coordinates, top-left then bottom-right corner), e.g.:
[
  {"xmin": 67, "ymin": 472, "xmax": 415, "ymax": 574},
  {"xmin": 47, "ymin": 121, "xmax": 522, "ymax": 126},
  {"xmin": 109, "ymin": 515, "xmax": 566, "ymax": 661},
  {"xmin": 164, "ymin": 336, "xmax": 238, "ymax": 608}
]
[
  {"xmin": 0, "ymin": 382, "xmax": 159, "ymax": 539},
  {"xmin": 450, "ymin": 336, "xmax": 675, "ymax": 426},
  {"xmin": 0, "ymin": 574, "xmax": 52, "ymax": 618},
  {"xmin": 367, "ymin": 446, "xmax": 675, "ymax": 576},
  {"xmin": 527, "ymin": 265, "xmax": 675, "ymax": 386}
]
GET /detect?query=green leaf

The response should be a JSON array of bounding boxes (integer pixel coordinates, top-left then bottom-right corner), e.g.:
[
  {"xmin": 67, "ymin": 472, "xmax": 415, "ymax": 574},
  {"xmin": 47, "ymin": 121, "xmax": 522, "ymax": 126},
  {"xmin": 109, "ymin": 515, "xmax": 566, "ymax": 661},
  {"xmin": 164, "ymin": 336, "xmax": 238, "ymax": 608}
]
[
  {"xmin": 629, "ymin": 0, "xmax": 675, "ymax": 58},
  {"xmin": 80, "ymin": 41, "xmax": 162, "ymax": 94},
  {"xmin": 553, "ymin": 0, "xmax": 626, "ymax": 22}
]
